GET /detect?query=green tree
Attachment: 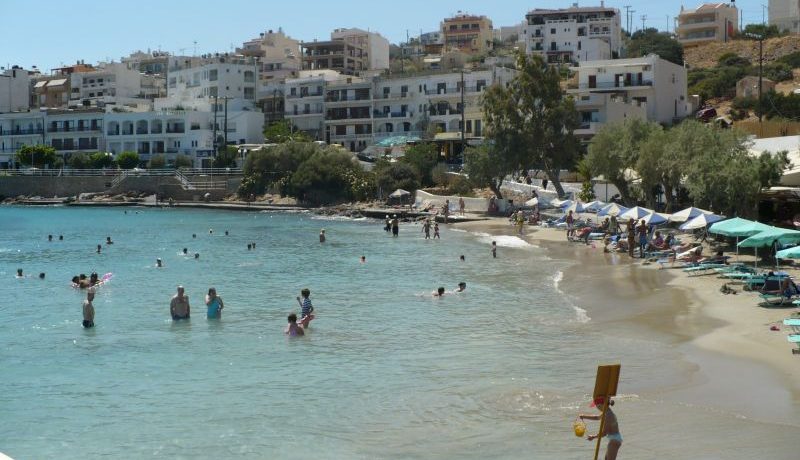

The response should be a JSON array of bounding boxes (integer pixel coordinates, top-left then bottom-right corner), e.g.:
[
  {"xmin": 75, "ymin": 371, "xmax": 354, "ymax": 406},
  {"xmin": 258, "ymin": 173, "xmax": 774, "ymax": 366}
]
[
  {"xmin": 463, "ymin": 144, "xmax": 503, "ymax": 196},
  {"xmin": 116, "ymin": 151, "xmax": 140, "ymax": 169},
  {"xmin": 148, "ymin": 154, "xmax": 167, "ymax": 169},
  {"xmin": 586, "ymin": 119, "xmax": 661, "ymax": 206},
  {"xmin": 213, "ymin": 146, "xmax": 239, "ymax": 168},
  {"xmin": 67, "ymin": 152, "xmax": 92, "ymax": 169},
  {"xmin": 89, "ymin": 152, "xmax": 115, "ymax": 169},
  {"xmin": 263, "ymin": 120, "xmax": 311, "ymax": 143},
  {"xmin": 482, "ymin": 53, "xmax": 580, "ymax": 198},
  {"xmin": 174, "ymin": 154, "xmax": 193, "ymax": 168},
  {"xmin": 374, "ymin": 160, "xmax": 421, "ymax": 197},
  {"xmin": 16, "ymin": 145, "xmax": 57, "ymax": 167},
  {"xmin": 288, "ymin": 149, "xmax": 363, "ymax": 204},
  {"xmin": 401, "ymin": 143, "xmax": 439, "ymax": 186},
  {"xmin": 742, "ymin": 24, "xmax": 782, "ymax": 39},
  {"xmin": 576, "ymin": 158, "xmax": 596, "ymax": 202},
  {"xmin": 240, "ymin": 142, "xmax": 322, "ymax": 197},
  {"xmin": 626, "ymin": 28, "xmax": 684, "ymax": 65}
]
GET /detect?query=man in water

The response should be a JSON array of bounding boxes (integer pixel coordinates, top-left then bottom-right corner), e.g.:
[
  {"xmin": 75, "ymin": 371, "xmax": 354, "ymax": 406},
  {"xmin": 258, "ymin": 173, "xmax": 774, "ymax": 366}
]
[
  {"xmin": 82, "ymin": 290, "xmax": 95, "ymax": 328},
  {"xmin": 433, "ymin": 287, "xmax": 446, "ymax": 297},
  {"xmin": 455, "ymin": 282, "xmax": 466, "ymax": 293},
  {"xmin": 384, "ymin": 215, "xmax": 391, "ymax": 232},
  {"xmin": 391, "ymin": 215, "xmax": 399, "ymax": 237},
  {"xmin": 422, "ymin": 219, "xmax": 431, "ymax": 239},
  {"xmin": 579, "ymin": 397, "xmax": 622, "ymax": 460},
  {"xmin": 433, "ymin": 223, "xmax": 440, "ymax": 239},
  {"xmin": 96, "ymin": 244, "xmax": 102, "ymax": 254},
  {"xmin": 156, "ymin": 258, "xmax": 162, "ymax": 268},
  {"xmin": 170, "ymin": 285, "xmax": 191, "ymax": 320},
  {"xmin": 491, "ymin": 241, "xmax": 497, "ymax": 258},
  {"xmin": 48, "ymin": 234, "xmax": 53, "ymax": 242},
  {"xmin": 15, "ymin": 268, "xmax": 23, "ymax": 278},
  {"xmin": 285, "ymin": 313, "xmax": 305, "ymax": 336},
  {"xmin": 319, "ymin": 229, "xmax": 326, "ymax": 243},
  {"xmin": 106, "ymin": 236, "xmax": 113, "ymax": 245}
]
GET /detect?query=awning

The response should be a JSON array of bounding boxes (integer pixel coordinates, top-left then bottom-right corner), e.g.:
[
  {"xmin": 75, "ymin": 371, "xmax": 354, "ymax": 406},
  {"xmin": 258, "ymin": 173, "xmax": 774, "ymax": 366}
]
[
  {"xmin": 33, "ymin": 80, "xmax": 48, "ymax": 88},
  {"xmin": 47, "ymin": 78, "xmax": 68, "ymax": 87}
]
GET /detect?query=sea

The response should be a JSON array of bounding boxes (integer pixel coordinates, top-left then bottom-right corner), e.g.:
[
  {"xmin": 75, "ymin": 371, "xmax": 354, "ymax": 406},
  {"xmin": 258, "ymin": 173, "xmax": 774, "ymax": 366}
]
[{"xmin": 0, "ymin": 206, "xmax": 797, "ymax": 459}]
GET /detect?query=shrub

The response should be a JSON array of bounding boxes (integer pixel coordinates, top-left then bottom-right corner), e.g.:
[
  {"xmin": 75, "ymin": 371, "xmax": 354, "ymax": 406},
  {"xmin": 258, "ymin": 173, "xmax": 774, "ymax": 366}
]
[
  {"xmin": 16, "ymin": 145, "xmax": 57, "ymax": 167},
  {"xmin": 374, "ymin": 160, "xmax": 420, "ymax": 197},
  {"xmin": 148, "ymin": 154, "xmax": 167, "ymax": 169},
  {"xmin": 89, "ymin": 152, "xmax": 115, "ymax": 169},
  {"xmin": 288, "ymin": 149, "xmax": 364, "ymax": 205},
  {"xmin": 116, "ymin": 151, "xmax": 140, "ymax": 169},
  {"xmin": 174, "ymin": 154, "xmax": 193, "ymax": 168},
  {"xmin": 431, "ymin": 163, "xmax": 449, "ymax": 187},
  {"xmin": 447, "ymin": 175, "xmax": 474, "ymax": 196},
  {"xmin": 68, "ymin": 152, "xmax": 92, "ymax": 169}
]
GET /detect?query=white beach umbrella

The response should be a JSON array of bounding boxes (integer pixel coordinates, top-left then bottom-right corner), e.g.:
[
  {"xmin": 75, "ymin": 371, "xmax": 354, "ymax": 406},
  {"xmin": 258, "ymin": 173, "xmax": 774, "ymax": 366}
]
[
  {"xmin": 619, "ymin": 206, "xmax": 655, "ymax": 221},
  {"xmin": 669, "ymin": 207, "xmax": 713, "ymax": 223},
  {"xmin": 583, "ymin": 200, "xmax": 606, "ymax": 212},
  {"xmin": 524, "ymin": 197, "xmax": 539, "ymax": 207},
  {"xmin": 563, "ymin": 201, "xmax": 586, "ymax": 214},
  {"xmin": 679, "ymin": 213, "xmax": 724, "ymax": 231},
  {"xmin": 598, "ymin": 203, "xmax": 628, "ymax": 217},
  {"xmin": 551, "ymin": 198, "xmax": 571, "ymax": 208},
  {"xmin": 640, "ymin": 212, "xmax": 670, "ymax": 226}
]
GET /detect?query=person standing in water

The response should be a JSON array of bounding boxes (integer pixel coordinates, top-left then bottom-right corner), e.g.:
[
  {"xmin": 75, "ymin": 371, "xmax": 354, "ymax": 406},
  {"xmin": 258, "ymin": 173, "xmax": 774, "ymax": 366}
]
[
  {"xmin": 491, "ymin": 241, "xmax": 497, "ymax": 258},
  {"xmin": 319, "ymin": 229, "xmax": 326, "ymax": 243},
  {"xmin": 422, "ymin": 219, "xmax": 431, "ymax": 239},
  {"xmin": 391, "ymin": 215, "xmax": 399, "ymax": 237},
  {"xmin": 296, "ymin": 288, "xmax": 315, "ymax": 327},
  {"xmin": 285, "ymin": 313, "xmax": 305, "ymax": 336},
  {"xmin": 579, "ymin": 397, "xmax": 622, "ymax": 460},
  {"xmin": 205, "ymin": 287, "xmax": 224, "ymax": 319},
  {"xmin": 170, "ymin": 285, "xmax": 191, "ymax": 320},
  {"xmin": 433, "ymin": 222, "xmax": 440, "ymax": 239},
  {"xmin": 82, "ymin": 290, "xmax": 95, "ymax": 328}
]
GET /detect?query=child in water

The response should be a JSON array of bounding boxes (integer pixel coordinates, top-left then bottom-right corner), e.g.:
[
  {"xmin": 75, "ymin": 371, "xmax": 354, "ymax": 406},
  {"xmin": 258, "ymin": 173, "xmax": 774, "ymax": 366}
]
[
  {"xmin": 296, "ymin": 288, "xmax": 315, "ymax": 327},
  {"xmin": 491, "ymin": 241, "xmax": 497, "ymax": 258},
  {"xmin": 285, "ymin": 313, "xmax": 305, "ymax": 336}
]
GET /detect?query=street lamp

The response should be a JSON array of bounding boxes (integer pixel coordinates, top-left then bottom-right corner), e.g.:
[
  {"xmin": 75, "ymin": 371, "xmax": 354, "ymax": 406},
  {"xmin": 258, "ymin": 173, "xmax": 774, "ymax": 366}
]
[
  {"xmin": 460, "ymin": 68, "xmax": 471, "ymax": 158},
  {"xmin": 744, "ymin": 32, "xmax": 764, "ymax": 131}
]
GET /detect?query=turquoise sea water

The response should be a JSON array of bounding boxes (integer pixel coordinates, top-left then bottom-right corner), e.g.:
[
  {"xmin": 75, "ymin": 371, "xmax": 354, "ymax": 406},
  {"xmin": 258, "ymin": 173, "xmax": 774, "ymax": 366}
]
[{"xmin": 0, "ymin": 206, "xmax": 669, "ymax": 459}]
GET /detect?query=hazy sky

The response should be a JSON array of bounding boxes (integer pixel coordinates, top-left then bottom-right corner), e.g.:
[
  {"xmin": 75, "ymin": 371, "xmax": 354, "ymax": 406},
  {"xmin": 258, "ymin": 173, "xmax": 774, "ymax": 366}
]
[{"xmin": 0, "ymin": 0, "xmax": 767, "ymax": 72}]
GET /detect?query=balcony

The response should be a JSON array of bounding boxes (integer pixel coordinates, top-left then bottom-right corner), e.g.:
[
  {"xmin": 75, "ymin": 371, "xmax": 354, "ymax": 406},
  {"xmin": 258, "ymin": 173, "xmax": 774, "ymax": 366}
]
[
  {"xmin": 287, "ymin": 91, "xmax": 324, "ymax": 99},
  {"xmin": 289, "ymin": 109, "xmax": 324, "ymax": 117},
  {"xmin": 376, "ymin": 92, "xmax": 410, "ymax": 100},
  {"xmin": 425, "ymin": 86, "xmax": 480, "ymax": 96},
  {"xmin": 329, "ymin": 133, "xmax": 373, "ymax": 142},
  {"xmin": 572, "ymin": 80, "xmax": 653, "ymax": 92},
  {"xmin": 2, "ymin": 128, "xmax": 44, "ymax": 136},
  {"xmin": 574, "ymin": 121, "xmax": 601, "ymax": 136},
  {"xmin": 373, "ymin": 111, "xmax": 413, "ymax": 119}
]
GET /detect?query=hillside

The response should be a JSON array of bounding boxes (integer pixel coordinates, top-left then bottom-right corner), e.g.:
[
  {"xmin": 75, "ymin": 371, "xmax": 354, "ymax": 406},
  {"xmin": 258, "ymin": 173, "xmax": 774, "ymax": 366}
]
[{"xmin": 684, "ymin": 35, "xmax": 800, "ymax": 69}]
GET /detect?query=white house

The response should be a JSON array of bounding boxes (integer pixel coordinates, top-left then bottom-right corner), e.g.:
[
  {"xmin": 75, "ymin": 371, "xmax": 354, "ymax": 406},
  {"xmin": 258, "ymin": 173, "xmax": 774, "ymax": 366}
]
[
  {"xmin": 0, "ymin": 112, "xmax": 45, "ymax": 167},
  {"xmin": 68, "ymin": 61, "xmax": 155, "ymax": 109},
  {"xmin": 237, "ymin": 29, "xmax": 302, "ymax": 82},
  {"xmin": 167, "ymin": 55, "xmax": 259, "ymax": 107},
  {"xmin": 0, "ymin": 67, "xmax": 31, "ymax": 113},
  {"xmin": 522, "ymin": 4, "xmax": 622, "ymax": 63},
  {"xmin": 568, "ymin": 54, "xmax": 691, "ymax": 138}
]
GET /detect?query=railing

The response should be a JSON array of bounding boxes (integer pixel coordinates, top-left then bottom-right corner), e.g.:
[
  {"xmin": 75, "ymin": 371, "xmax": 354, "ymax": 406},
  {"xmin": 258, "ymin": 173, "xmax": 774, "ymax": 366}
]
[
  {"xmin": 48, "ymin": 126, "xmax": 102, "ymax": 133},
  {"xmin": 376, "ymin": 92, "xmax": 410, "ymax": 99},
  {"xmin": 1, "ymin": 128, "xmax": 44, "ymax": 136},
  {"xmin": 578, "ymin": 80, "xmax": 653, "ymax": 90},
  {"xmin": 425, "ymin": 86, "xmax": 481, "ymax": 95},
  {"xmin": 287, "ymin": 92, "xmax": 323, "ymax": 99}
]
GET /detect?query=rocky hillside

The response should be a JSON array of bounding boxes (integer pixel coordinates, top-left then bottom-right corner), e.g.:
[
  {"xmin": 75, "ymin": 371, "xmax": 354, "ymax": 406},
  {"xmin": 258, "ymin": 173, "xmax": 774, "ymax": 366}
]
[{"xmin": 684, "ymin": 36, "xmax": 800, "ymax": 69}]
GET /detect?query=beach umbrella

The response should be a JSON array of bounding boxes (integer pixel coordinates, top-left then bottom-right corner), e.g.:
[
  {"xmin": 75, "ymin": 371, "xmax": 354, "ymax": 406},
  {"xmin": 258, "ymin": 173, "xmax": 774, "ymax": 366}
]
[
  {"xmin": 389, "ymin": 189, "xmax": 410, "ymax": 198},
  {"xmin": 619, "ymin": 206, "xmax": 655, "ymax": 222},
  {"xmin": 640, "ymin": 212, "xmax": 669, "ymax": 226},
  {"xmin": 524, "ymin": 197, "xmax": 539, "ymax": 207},
  {"xmin": 679, "ymin": 213, "xmax": 724, "ymax": 231},
  {"xmin": 669, "ymin": 207, "xmax": 713, "ymax": 223},
  {"xmin": 598, "ymin": 203, "xmax": 628, "ymax": 217},
  {"xmin": 551, "ymin": 198, "xmax": 571, "ymax": 208},
  {"xmin": 563, "ymin": 201, "xmax": 585, "ymax": 214},
  {"xmin": 583, "ymin": 200, "xmax": 606, "ymax": 212},
  {"xmin": 708, "ymin": 217, "xmax": 772, "ymax": 237},
  {"xmin": 738, "ymin": 226, "xmax": 800, "ymax": 248},
  {"xmin": 776, "ymin": 246, "xmax": 800, "ymax": 259}
]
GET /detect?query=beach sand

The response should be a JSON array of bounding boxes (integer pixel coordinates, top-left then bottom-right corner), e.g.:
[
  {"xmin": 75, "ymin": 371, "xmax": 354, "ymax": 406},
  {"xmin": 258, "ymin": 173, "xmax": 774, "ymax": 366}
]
[{"xmin": 453, "ymin": 218, "xmax": 800, "ymax": 458}]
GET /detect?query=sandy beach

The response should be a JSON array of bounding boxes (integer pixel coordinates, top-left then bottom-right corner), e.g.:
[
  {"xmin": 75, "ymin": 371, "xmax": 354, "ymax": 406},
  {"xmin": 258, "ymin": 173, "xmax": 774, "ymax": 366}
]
[{"xmin": 453, "ymin": 217, "xmax": 800, "ymax": 458}]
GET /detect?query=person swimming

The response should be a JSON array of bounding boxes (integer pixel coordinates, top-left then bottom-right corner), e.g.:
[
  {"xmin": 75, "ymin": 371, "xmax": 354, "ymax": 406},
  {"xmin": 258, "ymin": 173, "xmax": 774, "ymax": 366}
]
[
  {"xmin": 360, "ymin": 255, "xmax": 366, "ymax": 263},
  {"xmin": 96, "ymin": 244, "xmax": 102, "ymax": 254},
  {"xmin": 285, "ymin": 313, "xmax": 305, "ymax": 336},
  {"xmin": 39, "ymin": 273, "xmax": 45, "ymax": 279},
  {"xmin": 433, "ymin": 287, "xmax": 446, "ymax": 297},
  {"xmin": 194, "ymin": 253, "xmax": 200, "ymax": 259},
  {"xmin": 455, "ymin": 282, "xmax": 466, "ymax": 292},
  {"xmin": 15, "ymin": 268, "xmax": 23, "ymax": 278},
  {"xmin": 182, "ymin": 248, "xmax": 188, "ymax": 255},
  {"xmin": 106, "ymin": 236, "xmax": 113, "ymax": 245},
  {"xmin": 156, "ymin": 258, "xmax": 162, "ymax": 268}
]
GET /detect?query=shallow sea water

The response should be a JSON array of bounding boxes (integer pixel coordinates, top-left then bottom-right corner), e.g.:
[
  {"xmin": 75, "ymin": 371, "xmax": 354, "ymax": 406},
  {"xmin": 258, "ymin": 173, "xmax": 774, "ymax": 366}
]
[{"xmin": 1, "ymin": 206, "xmax": 795, "ymax": 459}]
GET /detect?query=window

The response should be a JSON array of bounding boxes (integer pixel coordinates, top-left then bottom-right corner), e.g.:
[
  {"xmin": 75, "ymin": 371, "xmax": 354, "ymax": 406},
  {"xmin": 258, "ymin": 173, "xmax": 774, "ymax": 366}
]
[
  {"xmin": 450, "ymin": 25, "xmax": 457, "ymax": 31},
  {"xmin": 471, "ymin": 23, "xmax": 479, "ymax": 29},
  {"xmin": 551, "ymin": 28, "xmax": 556, "ymax": 34},
  {"xmin": 461, "ymin": 24, "xmax": 470, "ymax": 30},
  {"xmin": 290, "ymin": 88, "xmax": 297, "ymax": 96}
]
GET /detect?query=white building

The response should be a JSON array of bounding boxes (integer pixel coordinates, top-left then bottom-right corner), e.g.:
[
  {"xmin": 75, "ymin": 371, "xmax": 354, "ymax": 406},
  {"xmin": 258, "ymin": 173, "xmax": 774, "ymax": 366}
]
[
  {"xmin": 331, "ymin": 28, "xmax": 390, "ymax": 71},
  {"xmin": 0, "ymin": 67, "xmax": 31, "ymax": 113},
  {"xmin": 769, "ymin": 0, "xmax": 800, "ymax": 34},
  {"xmin": 283, "ymin": 66, "xmax": 516, "ymax": 152},
  {"xmin": 237, "ymin": 29, "xmax": 301, "ymax": 82},
  {"xmin": 68, "ymin": 61, "xmax": 157, "ymax": 109},
  {"xmin": 568, "ymin": 54, "xmax": 691, "ymax": 138},
  {"xmin": 167, "ymin": 55, "xmax": 258, "ymax": 107},
  {"xmin": 0, "ymin": 112, "xmax": 45, "ymax": 167},
  {"xmin": 522, "ymin": 5, "xmax": 622, "ymax": 64}
]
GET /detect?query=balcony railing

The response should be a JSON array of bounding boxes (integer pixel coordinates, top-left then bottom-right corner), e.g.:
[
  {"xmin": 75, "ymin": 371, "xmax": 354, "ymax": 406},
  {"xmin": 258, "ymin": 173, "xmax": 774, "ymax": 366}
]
[
  {"xmin": 2, "ymin": 128, "xmax": 44, "ymax": 136},
  {"xmin": 577, "ymin": 80, "xmax": 653, "ymax": 90},
  {"xmin": 425, "ymin": 86, "xmax": 480, "ymax": 95},
  {"xmin": 287, "ymin": 91, "xmax": 323, "ymax": 99},
  {"xmin": 376, "ymin": 92, "xmax": 410, "ymax": 99}
]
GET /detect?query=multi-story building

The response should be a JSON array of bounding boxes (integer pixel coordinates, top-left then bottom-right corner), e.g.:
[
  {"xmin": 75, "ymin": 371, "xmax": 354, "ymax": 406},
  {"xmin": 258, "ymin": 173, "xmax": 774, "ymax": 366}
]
[
  {"xmin": 676, "ymin": 3, "xmax": 739, "ymax": 47},
  {"xmin": 441, "ymin": 13, "xmax": 494, "ymax": 55},
  {"xmin": 568, "ymin": 54, "xmax": 691, "ymax": 139},
  {"xmin": 122, "ymin": 50, "xmax": 169, "ymax": 76},
  {"xmin": 769, "ymin": 0, "xmax": 800, "ymax": 34},
  {"xmin": 284, "ymin": 66, "xmax": 516, "ymax": 152},
  {"xmin": 301, "ymin": 28, "xmax": 390, "ymax": 76},
  {"xmin": 522, "ymin": 5, "xmax": 622, "ymax": 64},
  {"xmin": 0, "ymin": 67, "xmax": 31, "ymax": 113},
  {"xmin": 167, "ymin": 54, "xmax": 258, "ymax": 106},
  {"xmin": 237, "ymin": 29, "xmax": 302, "ymax": 81},
  {"xmin": 30, "ymin": 62, "xmax": 95, "ymax": 109},
  {"xmin": 0, "ymin": 112, "xmax": 46, "ymax": 167},
  {"xmin": 45, "ymin": 108, "xmax": 105, "ymax": 154},
  {"xmin": 68, "ymin": 61, "xmax": 159, "ymax": 109}
]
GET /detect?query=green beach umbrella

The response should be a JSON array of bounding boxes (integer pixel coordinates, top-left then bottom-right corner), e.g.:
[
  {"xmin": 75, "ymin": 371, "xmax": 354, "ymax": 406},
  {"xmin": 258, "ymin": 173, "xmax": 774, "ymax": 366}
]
[
  {"xmin": 776, "ymin": 246, "xmax": 800, "ymax": 259},
  {"xmin": 708, "ymin": 217, "xmax": 771, "ymax": 237},
  {"xmin": 738, "ymin": 227, "xmax": 800, "ymax": 248}
]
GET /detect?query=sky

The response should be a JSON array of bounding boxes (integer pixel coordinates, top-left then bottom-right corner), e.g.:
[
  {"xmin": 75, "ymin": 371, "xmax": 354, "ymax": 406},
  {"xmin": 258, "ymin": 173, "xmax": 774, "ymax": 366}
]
[{"xmin": 0, "ymin": 0, "xmax": 769, "ymax": 72}]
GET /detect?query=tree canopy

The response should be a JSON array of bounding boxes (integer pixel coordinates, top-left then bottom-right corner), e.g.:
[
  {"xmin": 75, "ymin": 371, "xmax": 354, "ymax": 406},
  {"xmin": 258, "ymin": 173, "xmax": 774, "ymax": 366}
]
[
  {"xmin": 116, "ymin": 151, "xmax": 140, "ymax": 169},
  {"xmin": 400, "ymin": 143, "xmax": 440, "ymax": 187},
  {"xmin": 263, "ymin": 120, "xmax": 311, "ymax": 144},
  {"xmin": 626, "ymin": 28, "xmax": 684, "ymax": 66},
  {"xmin": 16, "ymin": 145, "xmax": 57, "ymax": 168},
  {"xmin": 480, "ymin": 52, "xmax": 580, "ymax": 198}
]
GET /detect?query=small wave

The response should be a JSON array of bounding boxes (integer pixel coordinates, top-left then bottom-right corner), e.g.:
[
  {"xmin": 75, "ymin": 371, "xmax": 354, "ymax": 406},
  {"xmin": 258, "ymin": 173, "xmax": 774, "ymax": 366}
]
[
  {"xmin": 573, "ymin": 306, "xmax": 591, "ymax": 323},
  {"xmin": 310, "ymin": 215, "xmax": 367, "ymax": 222},
  {"xmin": 473, "ymin": 233, "xmax": 534, "ymax": 249},
  {"xmin": 552, "ymin": 270, "xmax": 591, "ymax": 323},
  {"xmin": 552, "ymin": 270, "xmax": 564, "ymax": 291},
  {"xmin": 449, "ymin": 228, "xmax": 467, "ymax": 233}
]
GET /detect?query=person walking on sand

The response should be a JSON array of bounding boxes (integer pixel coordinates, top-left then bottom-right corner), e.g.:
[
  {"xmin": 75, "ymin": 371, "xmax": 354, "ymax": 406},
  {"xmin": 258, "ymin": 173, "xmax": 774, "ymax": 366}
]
[
  {"xmin": 205, "ymin": 287, "xmax": 224, "ymax": 319},
  {"xmin": 170, "ymin": 285, "xmax": 191, "ymax": 320},
  {"xmin": 579, "ymin": 397, "xmax": 622, "ymax": 460},
  {"xmin": 443, "ymin": 200, "xmax": 450, "ymax": 223},
  {"xmin": 82, "ymin": 290, "xmax": 96, "ymax": 328},
  {"xmin": 637, "ymin": 219, "xmax": 648, "ymax": 258},
  {"xmin": 626, "ymin": 219, "xmax": 636, "ymax": 258},
  {"xmin": 566, "ymin": 210, "xmax": 575, "ymax": 240}
]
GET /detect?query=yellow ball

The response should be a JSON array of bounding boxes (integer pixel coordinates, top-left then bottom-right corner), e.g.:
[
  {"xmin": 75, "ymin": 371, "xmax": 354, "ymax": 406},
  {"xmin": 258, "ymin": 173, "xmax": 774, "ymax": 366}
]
[{"xmin": 573, "ymin": 420, "xmax": 586, "ymax": 437}]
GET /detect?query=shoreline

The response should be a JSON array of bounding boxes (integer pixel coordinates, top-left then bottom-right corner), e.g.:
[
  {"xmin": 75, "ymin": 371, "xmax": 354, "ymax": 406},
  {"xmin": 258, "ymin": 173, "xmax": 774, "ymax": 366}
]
[{"xmin": 452, "ymin": 217, "xmax": 800, "ymax": 426}]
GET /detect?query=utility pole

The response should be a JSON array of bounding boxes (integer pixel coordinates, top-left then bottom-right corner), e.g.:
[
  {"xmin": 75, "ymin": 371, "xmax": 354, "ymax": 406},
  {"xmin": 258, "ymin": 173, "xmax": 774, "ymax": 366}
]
[
  {"xmin": 623, "ymin": 6, "xmax": 631, "ymax": 34},
  {"xmin": 460, "ymin": 69, "xmax": 466, "ymax": 156},
  {"xmin": 641, "ymin": 15, "xmax": 647, "ymax": 32},
  {"xmin": 223, "ymin": 96, "xmax": 229, "ymax": 153},
  {"xmin": 666, "ymin": 15, "xmax": 670, "ymax": 34},
  {"xmin": 213, "ymin": 95, "xmax": 218, "ymax": 163},
  {"xmin": 629, "ymin": 10, "xmax": 636, "ymax": 35}
]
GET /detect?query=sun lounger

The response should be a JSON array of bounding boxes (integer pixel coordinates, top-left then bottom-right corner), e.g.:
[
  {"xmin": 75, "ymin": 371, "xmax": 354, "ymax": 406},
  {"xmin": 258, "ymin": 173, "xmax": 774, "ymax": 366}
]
[
  {"xmin": 787, "ymin": 334, "xmax": 800, "ymax": 354},
  {"xmin": 783, "ymin": 318, "xmax": 800, "ymax": 333},
  {"xmin": 683, "ymin": 263, "xmax": 728, "ymax": 276}
]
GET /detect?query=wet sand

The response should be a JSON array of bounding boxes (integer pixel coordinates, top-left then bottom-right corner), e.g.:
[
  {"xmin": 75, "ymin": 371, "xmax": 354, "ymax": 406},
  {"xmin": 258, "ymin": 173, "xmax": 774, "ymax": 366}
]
[{"xmin": 453, "ymin": 218, "xmax": 800, "ymax": 458}]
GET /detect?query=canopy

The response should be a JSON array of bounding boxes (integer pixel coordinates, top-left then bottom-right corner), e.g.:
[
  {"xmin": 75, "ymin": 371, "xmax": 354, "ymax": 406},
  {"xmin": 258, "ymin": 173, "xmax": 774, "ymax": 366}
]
[
  {"xmin": 563, "ymin": 201, "xmax": 585, "ymax": 214},
  {"xmin": 679, "ymin": 213, "xmax": 724, "ymax": 231},
  {"xmin": 551, "ymin": 198, "xmax": 572, "ymax": 208},
  {"xmin": 669, "ymin": 207, "xmax": 713, "ymax": 223},
  {"xmin": 598, "ymin": 203, "xmax": 628, "ymax": 217},
  {"xmin": 619, "ymin": 206, "xmax": 655, "ymax": 222},
  {"xmin": 738, "ymin": 226, "xmax": 800, "ymax": 248},
  {"xmin": 583, "ymin": 200, "xmax": 606, "ymax": 212},
  {"xmin": 640, "ymin": 212, "xmax": 670, "ymax": 226},
  {"xmin": 389, "ymin": 189, "xmax": 411, "ymax": 198},
  {"xmin": 376, "ymin": 135, "xmax": 422, "ymax": 147},
  {"xmin": 708, "ymin": 217, "xmax": 772, "ymax": 237},
  {"xmin": 524, "ymin": 197, "xmax": 539, "ymax": 207},
  {"xmin": 776, "ymin": 246, "xmax": 800, "ymax": 259}
]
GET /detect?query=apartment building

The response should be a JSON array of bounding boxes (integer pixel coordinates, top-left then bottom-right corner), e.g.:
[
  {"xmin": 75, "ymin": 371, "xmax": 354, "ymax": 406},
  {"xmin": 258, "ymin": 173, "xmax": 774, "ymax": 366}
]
[
  {"xmin": 676, "ymin": 3, "xmax": 738, "ymax": 47},
  {"xmin": 0, "ymin": 67, "xmax": 31, "ymax": 113},
  {"xmin": 301, "ymin": 28, "xmax": 390, "ymax": 76},
  {"xmin": 167, "ymin": 55, "xmax": 259, "ymax": 106},
  {"xmin": 30, "ymin": 63, "xmax": 95, "ymax": 109},
  {"xmin": 441, "ymin": 13, "xmax": 494, "ymax": 55},
  {"xmin": 568, "ymin": 54, "xmax": 691, "ymax": 138},
  {"xmin": 769, "ymin": 0, "xmax": 800, "ymax": 34},
  {"xmin": 68, "ymin": 61, "xmax": 159, "ymax": 109},
  {"xmin": 0, "ymin": 112, "xmax": 45, "ymax": 167},
  {"xmin": 522, "ymin": 5, "xmax": 622, "ymax": 64},
  {"xmin": 237, "ymin": 29, "xmax": 302, "ymax": 81},
  {"xmin": 284, "ymin": 66, "xmax": 516, "ymax": 152}
]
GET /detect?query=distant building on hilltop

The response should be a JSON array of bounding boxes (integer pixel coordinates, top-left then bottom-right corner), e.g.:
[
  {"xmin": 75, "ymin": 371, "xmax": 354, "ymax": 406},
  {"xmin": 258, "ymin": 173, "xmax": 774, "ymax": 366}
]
[
  {"xmin": 522, "ymin": 4, "xmax": 622, "ymax": 64},
  {"xmin": 440, "ymin": 13, "xmax": 494, "ymax": 55},
  {"xmin": 769, "ymin": 0, "xmax": 800, "ymax": 34},
  {"xmin": 676, "ymin": 3, "xmax": 739, "ymax": 47},
  {"xmin": 0, "ymin": 66, "xmax": 32, "ymax": 113},
  {"xmin": 237, "ymin": 29, "xmax": 301, "ymax": 82},
  {"xmin": 301, "ymin": 28, "xmax": 390, "ymax": 76}
]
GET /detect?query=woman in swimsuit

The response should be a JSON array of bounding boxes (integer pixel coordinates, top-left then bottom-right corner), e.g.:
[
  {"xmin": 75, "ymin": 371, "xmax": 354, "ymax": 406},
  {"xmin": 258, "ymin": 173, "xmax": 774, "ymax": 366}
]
[{"xmin": 579, "ymin": 397, "xmax": 622, "ymax": 460}]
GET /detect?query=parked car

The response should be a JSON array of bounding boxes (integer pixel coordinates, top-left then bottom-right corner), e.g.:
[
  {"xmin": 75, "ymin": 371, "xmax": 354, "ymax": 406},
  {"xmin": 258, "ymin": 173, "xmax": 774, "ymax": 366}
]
[{"xmin": 696, "ymin": 107, "xmax": 717, "ymax": 123}]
